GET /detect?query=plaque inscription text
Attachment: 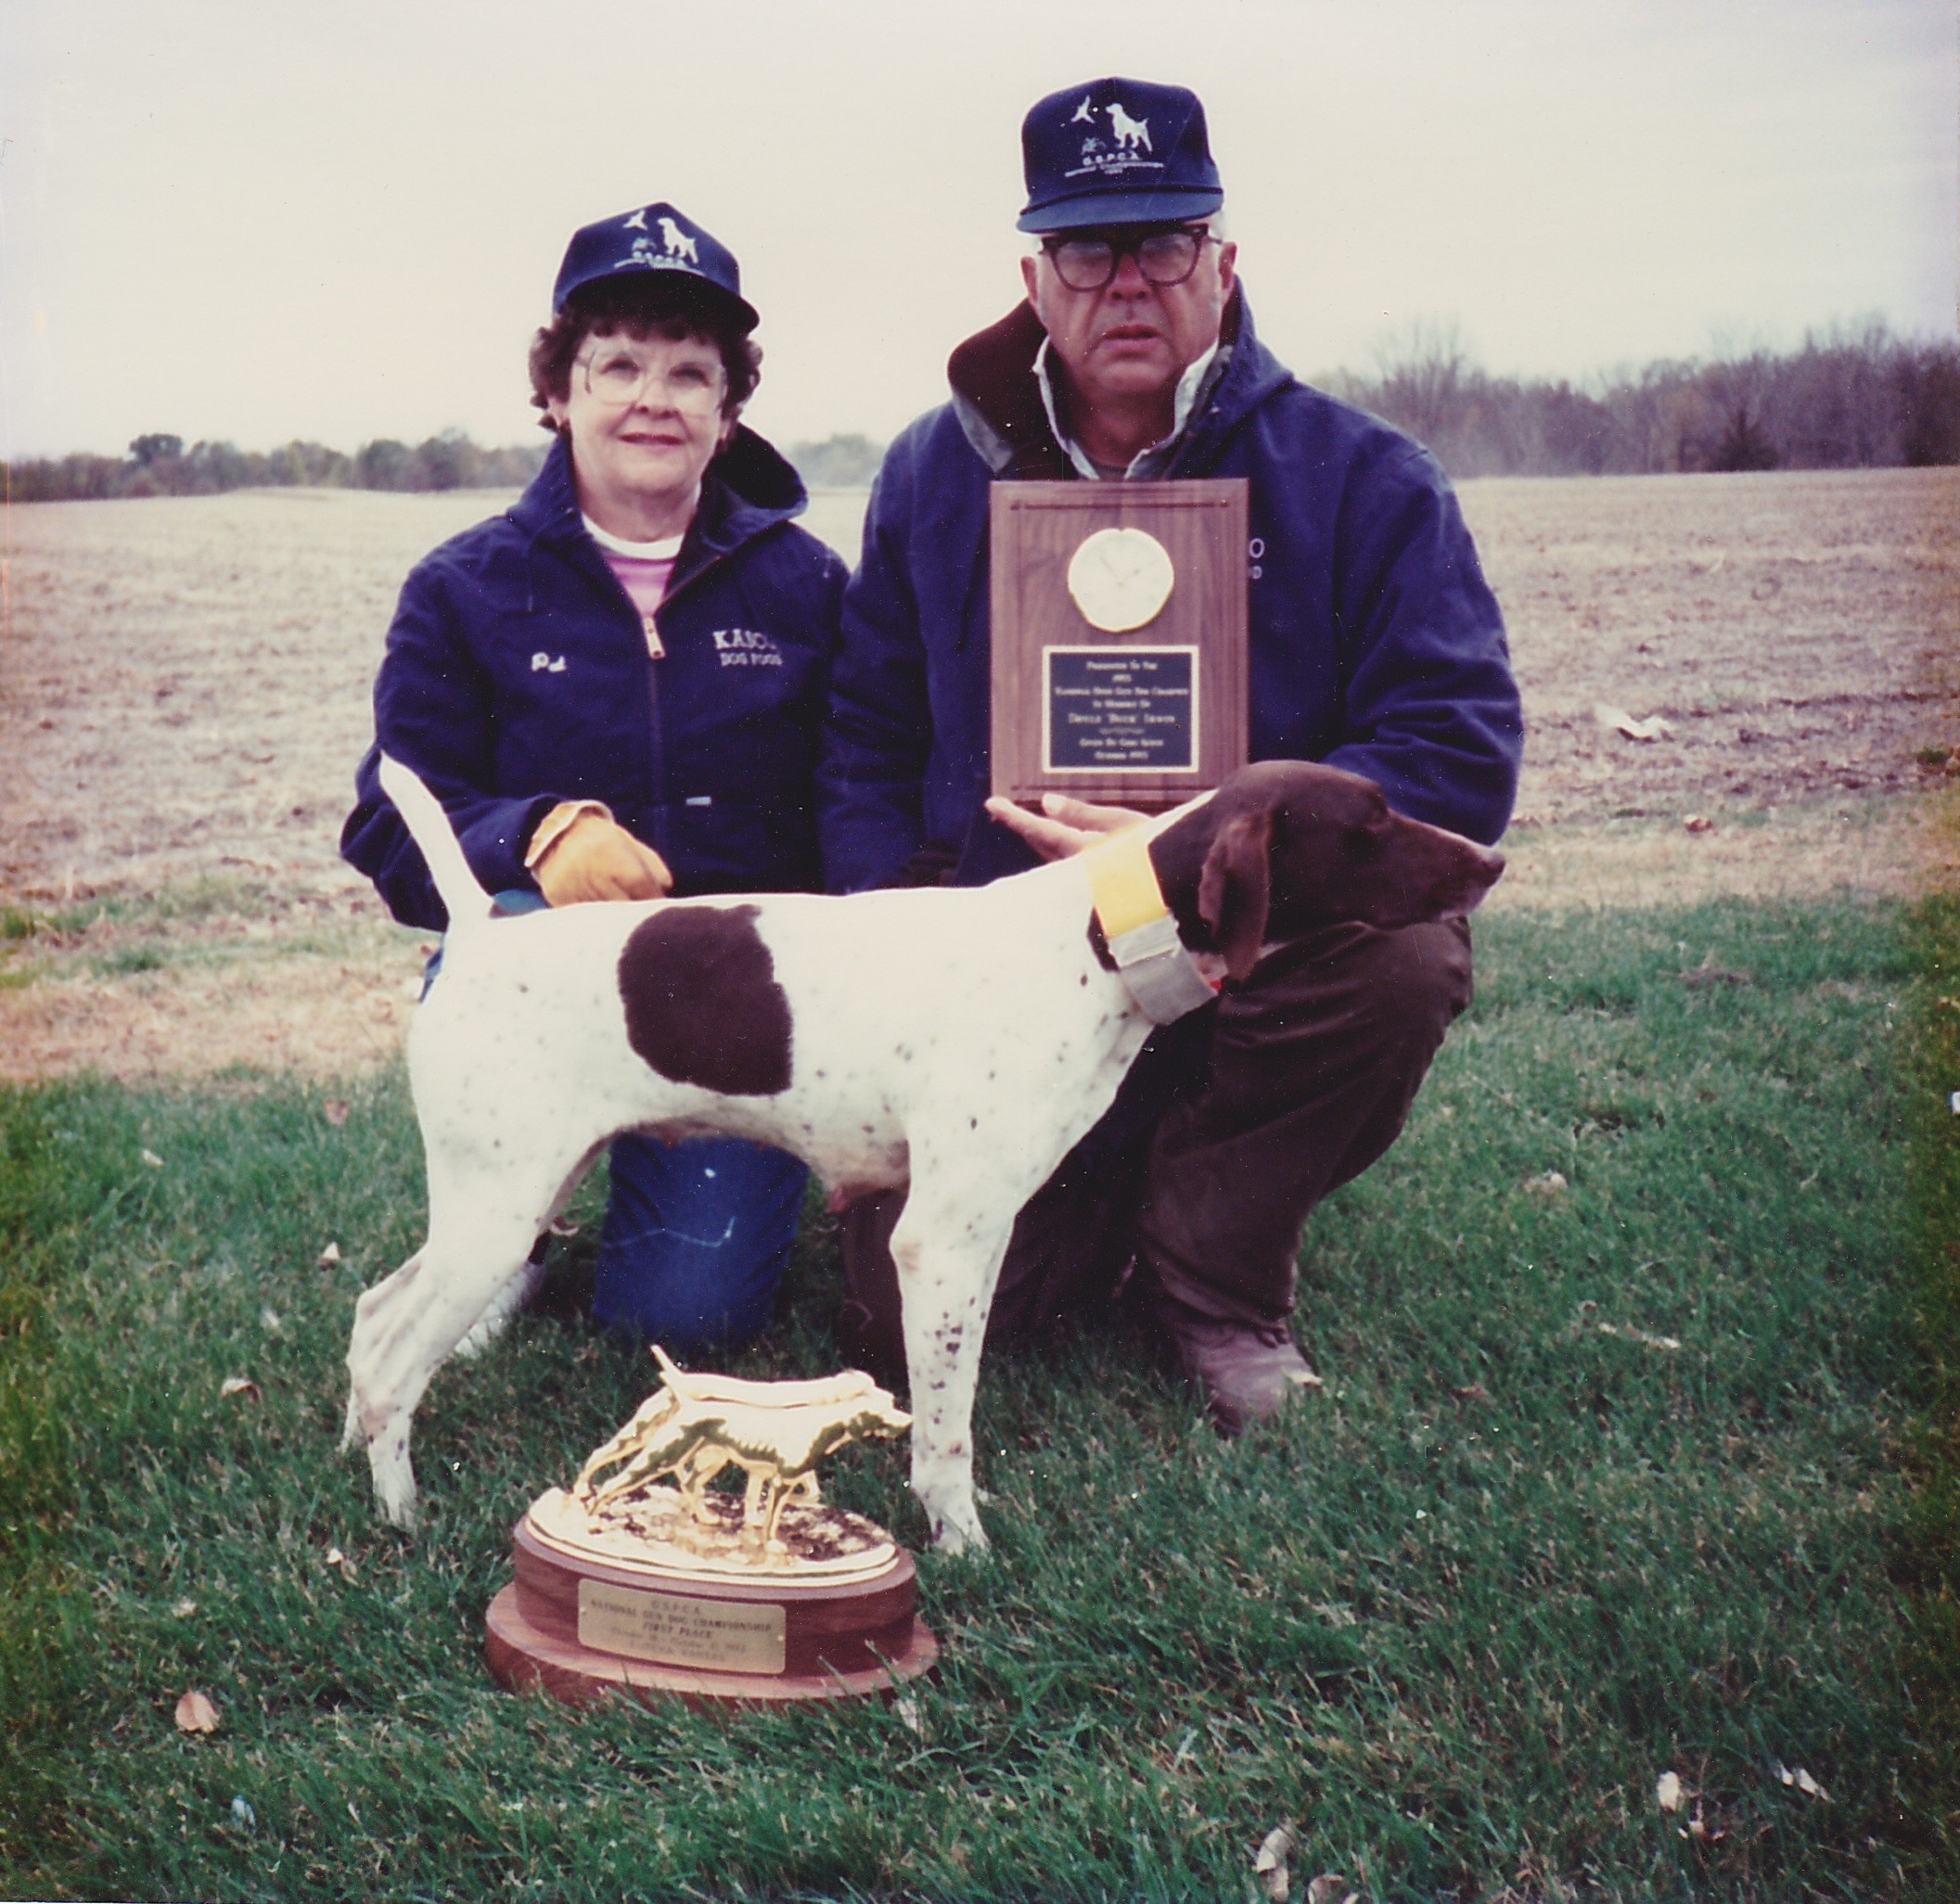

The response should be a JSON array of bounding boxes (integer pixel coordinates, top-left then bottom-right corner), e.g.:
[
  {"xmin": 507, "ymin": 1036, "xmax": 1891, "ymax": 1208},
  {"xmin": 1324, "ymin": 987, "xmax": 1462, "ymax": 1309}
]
[
  {"xmin": 577, "ymin": 1578, "xmax": 788, "ymax": 1674},
  {"xmin": 1043, "ymin": 647, "xmax": 1198, "ymax": 772}
]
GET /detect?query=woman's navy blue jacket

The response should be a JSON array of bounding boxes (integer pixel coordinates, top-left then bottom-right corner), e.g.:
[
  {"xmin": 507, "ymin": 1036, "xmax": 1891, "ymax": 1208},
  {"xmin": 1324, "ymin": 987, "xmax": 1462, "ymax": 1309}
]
[
  {"xmin": 342, "ymin": 429, "xmax": 846, "ymax": 930},
  {"xmin": 816, "ymin": 290, "xmax": 1523, "ymax": 894}
]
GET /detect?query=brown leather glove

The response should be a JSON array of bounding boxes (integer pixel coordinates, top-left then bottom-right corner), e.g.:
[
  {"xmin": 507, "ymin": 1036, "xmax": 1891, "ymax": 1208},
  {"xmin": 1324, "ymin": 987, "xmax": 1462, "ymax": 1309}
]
[{"xmin": 524, "ymin": 800, "xmax": 673, "ymax": 905}]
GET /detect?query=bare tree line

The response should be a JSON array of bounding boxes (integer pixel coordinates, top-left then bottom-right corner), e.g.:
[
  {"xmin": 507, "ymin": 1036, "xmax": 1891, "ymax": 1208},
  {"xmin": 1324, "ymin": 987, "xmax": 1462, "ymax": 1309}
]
[
  {"xmin": 4, "ymin": 430, "xmax": 548, "ymax": 505},
  {"xmin": 1326, "ymin": 317, "xmax": 1960, "ymax": 478},
  {"xmin": 7, "ymin": 319, "xmax": 1956, "ymax": 504}
]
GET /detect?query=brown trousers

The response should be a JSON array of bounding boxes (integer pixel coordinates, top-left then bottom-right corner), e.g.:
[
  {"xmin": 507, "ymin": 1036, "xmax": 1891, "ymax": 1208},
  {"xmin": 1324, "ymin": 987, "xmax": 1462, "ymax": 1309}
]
[{"xmin": 836, "ymin": 915, "xmax": 1475, "ymax": 1381}]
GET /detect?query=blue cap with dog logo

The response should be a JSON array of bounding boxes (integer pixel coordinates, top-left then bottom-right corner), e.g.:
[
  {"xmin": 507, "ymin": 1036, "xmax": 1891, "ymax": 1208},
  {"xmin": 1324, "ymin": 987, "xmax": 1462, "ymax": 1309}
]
[
  {"xmin": 1017, "ymin": 79, "xmax": 1223, "ymax": 233},
  {"xmin": 551, "ymin": 202, "xmax": 759, "ymax": 332}
]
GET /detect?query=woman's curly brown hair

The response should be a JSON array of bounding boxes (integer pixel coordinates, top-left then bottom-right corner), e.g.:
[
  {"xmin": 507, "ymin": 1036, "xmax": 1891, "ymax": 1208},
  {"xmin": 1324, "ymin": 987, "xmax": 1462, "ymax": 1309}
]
[{"xmin": 527, "ymin": 277, "xmax": 762, "ymax": 432}]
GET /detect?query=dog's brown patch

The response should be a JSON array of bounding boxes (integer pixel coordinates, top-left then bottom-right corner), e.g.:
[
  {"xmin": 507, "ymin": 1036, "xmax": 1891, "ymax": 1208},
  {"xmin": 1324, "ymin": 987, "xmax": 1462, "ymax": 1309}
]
[{"xmin": 617, "ymin": 904, "xmax": 792, "ymax": 1097}]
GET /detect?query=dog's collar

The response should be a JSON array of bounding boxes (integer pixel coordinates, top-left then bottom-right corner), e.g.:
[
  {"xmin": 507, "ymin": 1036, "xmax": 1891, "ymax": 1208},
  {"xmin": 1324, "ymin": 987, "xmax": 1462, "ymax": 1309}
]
[{"xmin": 1082, "ymin": 826, "xmax": 1221, "ymax": 1024}]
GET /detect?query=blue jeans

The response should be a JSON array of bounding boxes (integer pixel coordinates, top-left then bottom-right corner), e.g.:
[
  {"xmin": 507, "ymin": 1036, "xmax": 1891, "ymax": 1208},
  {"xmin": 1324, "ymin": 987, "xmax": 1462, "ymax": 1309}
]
[
  {"xmin": 424, "ymin": 892, "xmax": 808, "ymax": 1353},
  {"xmin": 592, "ymin": 1131, "xmax": 808, "ymax": 1350}
]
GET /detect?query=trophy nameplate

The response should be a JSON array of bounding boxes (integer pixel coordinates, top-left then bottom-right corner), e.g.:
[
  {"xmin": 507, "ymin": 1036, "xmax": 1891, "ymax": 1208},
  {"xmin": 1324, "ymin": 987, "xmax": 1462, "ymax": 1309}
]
[
  {"xmin": 485, "ymin": 1351, "xmax": 937, "ymax": 1706},
  {"xmin": 991, "ymin": 479, "xmax": 1249, "ymax": 811}
]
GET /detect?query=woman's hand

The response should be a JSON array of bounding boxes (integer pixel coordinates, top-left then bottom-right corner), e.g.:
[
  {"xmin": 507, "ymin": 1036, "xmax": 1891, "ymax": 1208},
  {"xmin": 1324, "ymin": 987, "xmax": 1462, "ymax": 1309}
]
[
  {"xmin": 529, "ymin": 802, "xmax": 673, "ymax": 904},
  {"xmin": 983, "ymin": 792, "xmax": 1147, "ymax": 862}
]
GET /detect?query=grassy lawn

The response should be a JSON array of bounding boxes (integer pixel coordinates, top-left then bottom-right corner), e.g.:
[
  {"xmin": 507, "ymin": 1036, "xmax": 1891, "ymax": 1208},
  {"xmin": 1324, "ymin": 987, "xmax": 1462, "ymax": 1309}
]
[{"xmin": 1, "ymin": 896, "xmax": 1954, "ymax": 1901}]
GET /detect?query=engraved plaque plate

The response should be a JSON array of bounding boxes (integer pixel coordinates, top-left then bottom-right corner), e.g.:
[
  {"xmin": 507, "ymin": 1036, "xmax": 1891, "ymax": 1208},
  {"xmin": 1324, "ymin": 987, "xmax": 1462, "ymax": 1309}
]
[
  {"xmin": 577, "ymin": 1578, "xmax": 788, "ymax": 1674},
  {"xmin": 1043, "ymin": 646, "xmax": 1198, "ymax": 772},
  {"xmin": 991, "ymin": 479, "xmax": 1248, "ymax": 810}
]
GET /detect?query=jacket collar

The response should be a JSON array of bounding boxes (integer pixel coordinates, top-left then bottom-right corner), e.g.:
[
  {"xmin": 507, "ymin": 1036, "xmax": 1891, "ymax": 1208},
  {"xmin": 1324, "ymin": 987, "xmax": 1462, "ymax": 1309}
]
[
  {"xmin": 946, "ymin": 284, "xmax": 1287, "ymax": 479},
  {"xmin": 508, "ymin": 427, "xmax": 809, "ymax": 584}
]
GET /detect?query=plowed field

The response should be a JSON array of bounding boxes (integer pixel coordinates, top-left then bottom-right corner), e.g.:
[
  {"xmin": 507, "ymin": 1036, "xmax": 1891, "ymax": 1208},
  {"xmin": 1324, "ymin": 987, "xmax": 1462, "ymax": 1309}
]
[{"xmin": 2, "ymin": 468, "xmax": 1954, "ymax": 1078}]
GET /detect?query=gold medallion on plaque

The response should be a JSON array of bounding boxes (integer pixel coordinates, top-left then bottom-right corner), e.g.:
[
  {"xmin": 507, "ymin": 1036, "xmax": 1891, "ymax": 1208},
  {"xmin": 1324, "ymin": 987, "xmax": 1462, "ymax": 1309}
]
[
  {"xmin": 991, "ymin": 479, "xmax": 1249, "ymax": 811},
  {"xmin": 484, "ymin": 1349, "xmax": 937, "ymax": 1706}
]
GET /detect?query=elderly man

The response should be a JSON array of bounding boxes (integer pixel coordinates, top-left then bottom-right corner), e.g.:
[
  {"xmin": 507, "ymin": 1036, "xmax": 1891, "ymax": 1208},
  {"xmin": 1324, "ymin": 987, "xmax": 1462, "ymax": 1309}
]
[{"xmin": 818, "ymin": 78, "xmax": 1522, "ymax": 1431}]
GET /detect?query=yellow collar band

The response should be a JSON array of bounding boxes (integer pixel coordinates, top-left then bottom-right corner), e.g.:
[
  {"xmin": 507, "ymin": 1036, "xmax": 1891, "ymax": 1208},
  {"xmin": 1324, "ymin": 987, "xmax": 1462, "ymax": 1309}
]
[{"xmin": 1082, "ymin": 826, "xmax": 1221, "ymax": 1024}]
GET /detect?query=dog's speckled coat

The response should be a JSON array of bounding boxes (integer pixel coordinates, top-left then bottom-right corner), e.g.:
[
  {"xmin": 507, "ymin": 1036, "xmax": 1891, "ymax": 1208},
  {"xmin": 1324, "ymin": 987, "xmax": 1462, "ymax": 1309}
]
[{"xmin": 344, "ymin": 757, "xmax": 1501, "ymax": 1551}]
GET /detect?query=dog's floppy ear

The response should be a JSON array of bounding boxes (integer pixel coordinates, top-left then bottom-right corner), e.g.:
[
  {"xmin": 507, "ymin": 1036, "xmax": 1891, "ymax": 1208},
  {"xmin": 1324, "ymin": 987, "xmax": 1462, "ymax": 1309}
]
[{"xmin": 1197, "ymin": 808, "xmax": 1273, "ymax": 982}]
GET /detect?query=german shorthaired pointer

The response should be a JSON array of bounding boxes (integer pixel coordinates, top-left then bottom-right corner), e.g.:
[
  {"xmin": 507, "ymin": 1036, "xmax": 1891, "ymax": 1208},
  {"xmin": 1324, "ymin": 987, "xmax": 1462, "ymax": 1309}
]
[{"xmin": 343, "ymin": 756, "xmax": 1502, "ymax": 1552}]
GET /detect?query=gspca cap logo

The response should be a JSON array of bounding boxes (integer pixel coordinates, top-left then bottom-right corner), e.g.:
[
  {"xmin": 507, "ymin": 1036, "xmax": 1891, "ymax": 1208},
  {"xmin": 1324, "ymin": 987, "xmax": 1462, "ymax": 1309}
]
[
  {"xmin": 619, "ymin": 207, "xmax": 702, "ymax": 273},
  {"xmin": 1065, "ymin": 96, "xmax": 1164, "ymax": 181}
]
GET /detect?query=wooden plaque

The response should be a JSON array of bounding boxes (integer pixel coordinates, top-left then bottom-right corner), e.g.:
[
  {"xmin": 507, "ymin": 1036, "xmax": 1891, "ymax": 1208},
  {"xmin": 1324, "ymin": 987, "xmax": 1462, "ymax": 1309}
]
[
  {"xmin": 990, "ymin": 479, "xmax": 1248, "ymax": 810},
  {"xmin": 484, "ymin": 1502, "xmax": 938, "ymax": 1708}
]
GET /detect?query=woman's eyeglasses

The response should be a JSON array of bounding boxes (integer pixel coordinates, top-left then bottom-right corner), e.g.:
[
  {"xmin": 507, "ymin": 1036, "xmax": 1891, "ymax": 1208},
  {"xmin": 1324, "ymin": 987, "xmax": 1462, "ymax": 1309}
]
[{"xmin": 578, "ymin": 348, "xmax": 726, "ymax": 412}]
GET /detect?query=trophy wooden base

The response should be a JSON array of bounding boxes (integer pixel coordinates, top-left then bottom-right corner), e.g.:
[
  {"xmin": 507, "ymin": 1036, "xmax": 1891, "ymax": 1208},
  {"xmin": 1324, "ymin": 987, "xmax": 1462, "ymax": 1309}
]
[{"xmin": 484, "ymin": 1502, "xmax": 938, "ymax": 1707}]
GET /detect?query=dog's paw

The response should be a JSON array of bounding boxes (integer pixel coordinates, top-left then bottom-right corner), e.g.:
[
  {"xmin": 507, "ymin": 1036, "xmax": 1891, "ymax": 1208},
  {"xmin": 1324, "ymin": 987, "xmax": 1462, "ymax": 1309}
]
[{"xmin": 928, "ymin": 1507, "xmax": 990, "ymax": 1555}]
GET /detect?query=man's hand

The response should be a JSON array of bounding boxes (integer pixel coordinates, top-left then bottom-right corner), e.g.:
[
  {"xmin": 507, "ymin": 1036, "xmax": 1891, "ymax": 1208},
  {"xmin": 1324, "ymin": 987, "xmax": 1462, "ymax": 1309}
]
[
  {"xmin": 984, "ymin": 792, "xmax": 1146, "ymax": 862},
  {"xmin": 528, "ymin": 801, "xmax": 673, "ymax": 905}
]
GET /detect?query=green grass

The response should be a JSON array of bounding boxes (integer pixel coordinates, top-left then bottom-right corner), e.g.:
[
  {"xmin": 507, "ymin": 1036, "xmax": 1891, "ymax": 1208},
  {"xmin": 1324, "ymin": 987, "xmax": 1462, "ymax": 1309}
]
[
  {"xmin": 1, "ymin": 896, "xmax": 1954, "ymax": 1900},
  {"xmin": 0, "ymin": 876, "xmax": 422, "ymax": 988}
]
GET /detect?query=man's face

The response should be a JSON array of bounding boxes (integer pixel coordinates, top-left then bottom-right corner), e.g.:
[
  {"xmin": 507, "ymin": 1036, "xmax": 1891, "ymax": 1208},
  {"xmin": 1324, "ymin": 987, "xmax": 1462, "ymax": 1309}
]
[{"xmin": 1020, "ymin": 221, "xmax": 1237, "ymax": 416}]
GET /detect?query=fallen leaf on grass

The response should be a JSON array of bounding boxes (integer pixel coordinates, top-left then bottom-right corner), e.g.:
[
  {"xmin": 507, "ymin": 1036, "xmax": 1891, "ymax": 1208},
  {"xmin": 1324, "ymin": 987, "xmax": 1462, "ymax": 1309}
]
[
  {"xmin": 140, "ymin": 1148, "xmax": 164, "ymax": 1169},
  {"xmin": 171, "ymin": 1598, "xmax": 198, "ymax": 1618},
  {"xmin": 1682, "ymin": 813, "xmax": 1715, "ymax": 833},
  {"xmin": 322, "ymin": 1098, "xmax": 351, "ymax": 1126},
  {"xmin": 1597, "ymin": 1323, "xmax": 1683, "ymax": 1352},
  {"xmin": 260, "ymin": 1307, "xmax": 282, "ymax": 1335},
  {"xmin": 1523, "ymin": 1170, "xmax": 1568, "ymax": 1198},
  {"xmin": 1594, "ymin": 702, "xmax": 1672, "ymax": 742},
  {"xmin": 1656, "ymin": 1770, "xmax": 1685, "ymax": 1812},
  {"xmin": 316, "ymin": 1241, "xmax": 341, "ymax": 1267},
  {"xmin": 324, "ymin": 1545, "xmax": 358, "ymax": 1582},
  {"xmin": 893, "ymin": 1693, "xmax": 923, "ymax": 1737},
  {"xmin": 1775, "ymin": 1762, "xmax": 1830, "ymax": 1801},
  {"xmin": 1306, "ymin": 1876, "xmax": 1359, "ymax": 1904},
  {"xmin": 1452, "ymin": 1382, "xmax": 1492, "ymax": 1403},
  {"xmin": 173, "ymin": 1689, "xmax": 220, "ymax": 1734},
  {"xmin": 1253, "ymin": 1822, "xmax": 1295, "ymax": 1900},
  {"xmin": 230, "ymin": 1795, "xmax": 256, "ymax": 1829},
  {"xmin": 218, "ymin": 1375, "xmax": 262, "ymax": 1401}
]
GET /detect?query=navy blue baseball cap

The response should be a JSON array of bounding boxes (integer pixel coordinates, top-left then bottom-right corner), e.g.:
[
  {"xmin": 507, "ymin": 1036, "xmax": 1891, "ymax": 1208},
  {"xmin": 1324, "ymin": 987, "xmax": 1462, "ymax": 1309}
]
[
  {"xmin": 1017, "ymin": 78, "xmax": 1223, "ymax": 233},
  {"xmin": 551, "ymin": 202, "xmax": 759, "ymax": 332}
]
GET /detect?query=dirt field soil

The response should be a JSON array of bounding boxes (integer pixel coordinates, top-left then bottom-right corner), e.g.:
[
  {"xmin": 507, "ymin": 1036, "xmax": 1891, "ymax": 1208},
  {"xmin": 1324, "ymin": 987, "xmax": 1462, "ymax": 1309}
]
[{"xmin": 2, "ymin": 468, "xmax": 1954, "ymax": 1079}]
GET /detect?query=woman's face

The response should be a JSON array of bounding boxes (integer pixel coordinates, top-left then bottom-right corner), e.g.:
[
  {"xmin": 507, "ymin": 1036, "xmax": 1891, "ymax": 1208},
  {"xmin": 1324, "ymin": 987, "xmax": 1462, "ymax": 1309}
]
[{"xmin": 547, "ymin": 325, "xmax": 732, "ymax": 534}]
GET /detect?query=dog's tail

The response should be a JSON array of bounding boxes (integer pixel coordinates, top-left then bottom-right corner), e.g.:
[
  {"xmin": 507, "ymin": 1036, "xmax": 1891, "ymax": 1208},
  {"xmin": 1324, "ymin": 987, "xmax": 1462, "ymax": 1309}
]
[{"xmin": 378, "ymin": 754, "xmax": 496, "ymax": 936}]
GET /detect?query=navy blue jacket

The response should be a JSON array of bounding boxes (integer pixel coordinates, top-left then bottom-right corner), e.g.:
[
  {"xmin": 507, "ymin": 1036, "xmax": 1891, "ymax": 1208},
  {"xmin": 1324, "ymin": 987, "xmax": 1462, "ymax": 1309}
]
[
  {"xmin": 342, "ymin": 429, "xmax": 847, "ymax": 929},
  {"xmin": 816, "ymin": 291, "xmax": 1522, "ymax": 893}
]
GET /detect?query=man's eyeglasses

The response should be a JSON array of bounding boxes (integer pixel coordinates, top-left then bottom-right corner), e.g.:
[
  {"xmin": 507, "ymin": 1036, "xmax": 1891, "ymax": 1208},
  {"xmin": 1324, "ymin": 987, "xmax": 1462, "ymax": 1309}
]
[
  {"xmin": 578, "ymin": 346, "xmax": 726, "ymax": 412},
  {"xmin": 1039, "ymin": 226, "xmax": 1218, "ymax": 293}
]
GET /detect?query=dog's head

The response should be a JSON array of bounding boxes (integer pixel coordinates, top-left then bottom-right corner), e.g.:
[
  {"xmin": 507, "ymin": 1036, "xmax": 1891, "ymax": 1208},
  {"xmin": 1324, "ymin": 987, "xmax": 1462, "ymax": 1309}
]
[
  {"xmin": 1148, "ymin": 760, "xmax": 1505, "ymax": 979},
  {"xmin": 844, "ymin": 1390, "xmax": 913, "ymax": 1441}
]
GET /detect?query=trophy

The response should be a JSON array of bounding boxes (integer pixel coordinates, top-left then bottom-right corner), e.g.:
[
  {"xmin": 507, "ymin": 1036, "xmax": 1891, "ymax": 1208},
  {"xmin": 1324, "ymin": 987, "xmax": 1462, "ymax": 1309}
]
[
  {"xmin": 990, "ymin": 478, "xmax": 1249, "ymax": 811},
  {"xmin": 485, "ymin": 1349, "xmax": 938, "ymax": 1706}
]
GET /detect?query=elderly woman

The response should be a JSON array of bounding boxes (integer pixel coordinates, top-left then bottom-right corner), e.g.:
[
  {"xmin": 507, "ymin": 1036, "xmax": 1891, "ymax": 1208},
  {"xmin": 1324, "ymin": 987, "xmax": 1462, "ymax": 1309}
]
[{"xmin": 342, "ymin": 203, "xmax": 844, "ymax": 1351}]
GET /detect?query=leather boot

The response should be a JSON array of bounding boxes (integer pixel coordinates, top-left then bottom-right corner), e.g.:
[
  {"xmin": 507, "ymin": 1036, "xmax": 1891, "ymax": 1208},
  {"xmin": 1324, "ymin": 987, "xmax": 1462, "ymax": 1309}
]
[{"xmin": 1137, "ymin": 1288, "xmax": 1323, "ymax": 1437}]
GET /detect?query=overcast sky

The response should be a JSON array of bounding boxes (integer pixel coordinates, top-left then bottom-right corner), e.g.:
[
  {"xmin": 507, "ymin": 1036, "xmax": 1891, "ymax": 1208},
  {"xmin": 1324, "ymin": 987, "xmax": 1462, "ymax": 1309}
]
[{"xmin": 2, "ymin": 0, "xmax": 1953, "ymax": 460}]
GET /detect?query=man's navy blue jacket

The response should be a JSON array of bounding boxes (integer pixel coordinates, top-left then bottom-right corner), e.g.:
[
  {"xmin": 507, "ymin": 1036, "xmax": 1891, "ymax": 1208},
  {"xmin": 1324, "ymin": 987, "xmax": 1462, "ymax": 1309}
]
[
  {"xmin": 816, "ymin": 290, "xmax": 1522, "ymax": 894},
  {"xmin": 342, "ymin": 430, "xmax": 846, "ymax": 930}
]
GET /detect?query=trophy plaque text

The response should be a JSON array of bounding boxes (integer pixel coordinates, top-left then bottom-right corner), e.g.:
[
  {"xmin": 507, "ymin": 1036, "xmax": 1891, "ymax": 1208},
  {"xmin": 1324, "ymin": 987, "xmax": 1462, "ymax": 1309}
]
[
  {"xmin": 485, "ymin": 1350, "xmax": 937, "ymax": 1706},
  {"xmin": 991, "ymin": 479, "xmax": 1249, "ymax": 810}
]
